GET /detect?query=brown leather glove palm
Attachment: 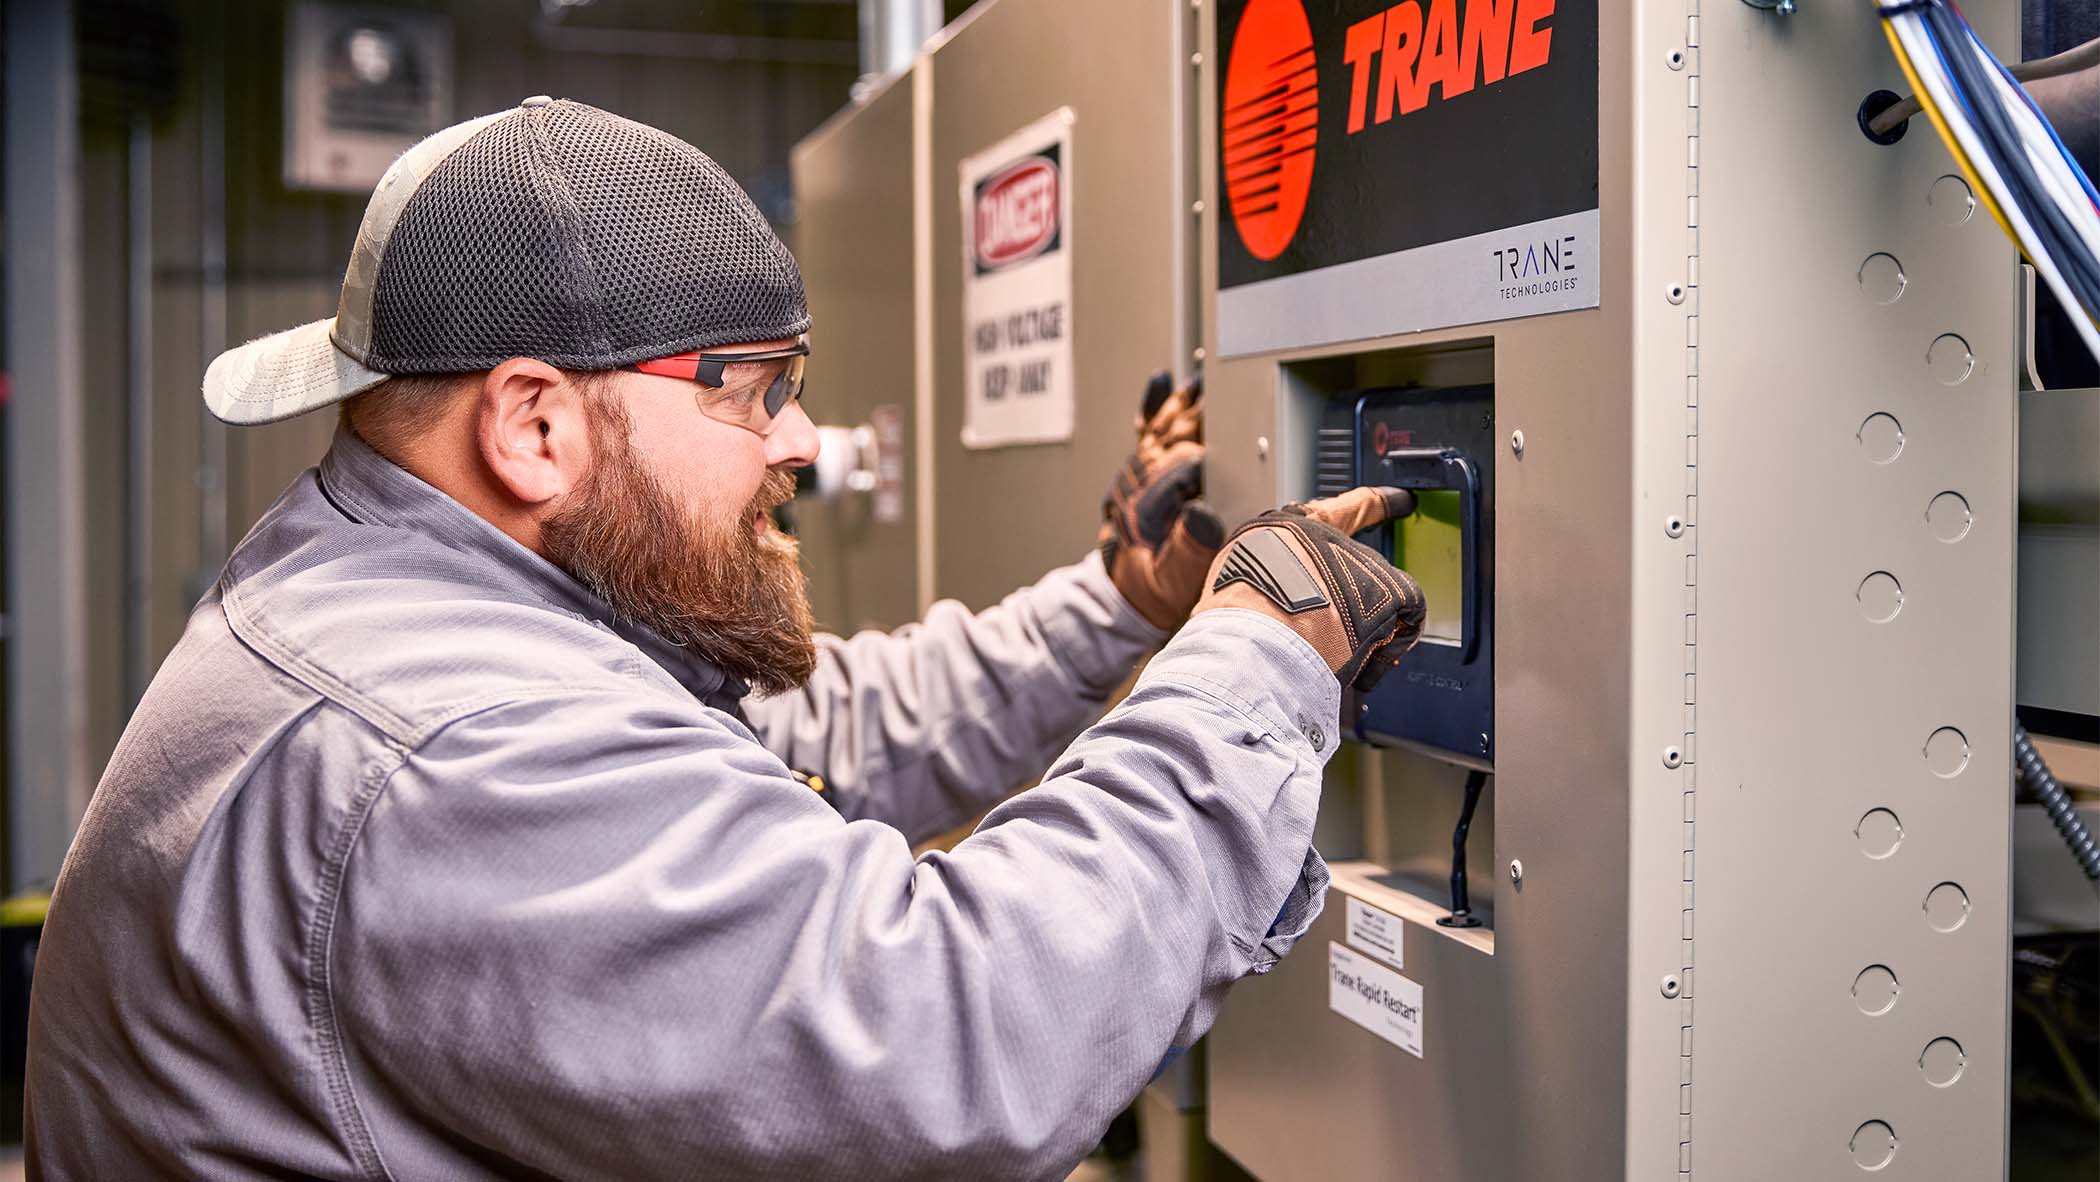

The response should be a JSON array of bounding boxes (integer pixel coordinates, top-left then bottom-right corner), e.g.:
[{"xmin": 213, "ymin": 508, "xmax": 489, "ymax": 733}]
[
  {"xmin": 1101, "ymin": 373, "xmax": 1225, "ymax": 630},
  {"xmin": 1195, "ymin": 486, "xmax": 1427, "ymax": 690}
]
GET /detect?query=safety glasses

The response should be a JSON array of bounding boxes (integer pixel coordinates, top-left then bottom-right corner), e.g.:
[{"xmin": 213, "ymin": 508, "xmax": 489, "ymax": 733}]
[{"xmin": 623, "ymin": 339, "xmax": 809, "ymax": 436}]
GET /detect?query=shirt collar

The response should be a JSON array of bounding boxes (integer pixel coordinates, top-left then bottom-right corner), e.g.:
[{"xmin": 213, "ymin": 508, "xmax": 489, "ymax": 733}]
[{"xmin": 316, "ymin": 427, "xmax": 748, "ymax": 706}]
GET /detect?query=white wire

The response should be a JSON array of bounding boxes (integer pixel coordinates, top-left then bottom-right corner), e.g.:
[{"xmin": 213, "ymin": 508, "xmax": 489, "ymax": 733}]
[{"xmin": 1892, "ymin": 10, "xmax": 2100, "ymax": 360}]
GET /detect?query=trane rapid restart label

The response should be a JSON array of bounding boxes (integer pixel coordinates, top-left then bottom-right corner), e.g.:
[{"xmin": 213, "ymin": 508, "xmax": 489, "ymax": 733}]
[
  {"xmin": 1215, "ymin": 0, "xmax": 1599, "ymax": 356},
  {"xmin": 960, "ymin": 108, "xmax": 1076, "ymax": 449}
]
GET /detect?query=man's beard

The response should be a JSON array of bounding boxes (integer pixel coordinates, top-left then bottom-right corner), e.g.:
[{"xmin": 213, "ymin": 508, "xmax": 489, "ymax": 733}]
[{"xmin": 541, "ymin": 401, "xmax": 817, "ymax": 695}]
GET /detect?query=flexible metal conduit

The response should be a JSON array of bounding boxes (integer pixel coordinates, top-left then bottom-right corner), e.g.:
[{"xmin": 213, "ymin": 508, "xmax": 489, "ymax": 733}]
[{"xmin": 2015, "ymin": 722, "xmax": 2100, "ymax": 887}]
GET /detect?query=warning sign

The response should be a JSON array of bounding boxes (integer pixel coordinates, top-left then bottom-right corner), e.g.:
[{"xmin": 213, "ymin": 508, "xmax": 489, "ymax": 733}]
[{"xmin": 959, "ymin": 108, "xmax": 1076, "ymax": 449}]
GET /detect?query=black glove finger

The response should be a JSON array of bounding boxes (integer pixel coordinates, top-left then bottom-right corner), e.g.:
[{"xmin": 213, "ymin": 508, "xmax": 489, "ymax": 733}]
[
  {"xmin": 1141, "ymin": 370, "xmax": 1175, "ymax": 420},
  {"xmin": 1176, "ymin": 499, "xmax": 1226, "ymax": 554},
  {"xmin": 1134, "ymin": 457, "xmax": 1204, "ymax": 547}
]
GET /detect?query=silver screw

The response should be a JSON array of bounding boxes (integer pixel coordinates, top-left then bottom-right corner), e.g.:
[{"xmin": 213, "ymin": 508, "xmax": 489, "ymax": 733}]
[
  {"xmin": 1510, "ymin": 429, "xmax": 1526, "ymax": 456},
  {"xmin": 1192, "ymin": 346, "xmax": 1207, "ymax": 363},
  {"xmin": 1190, "ymin": 52, "xmax": 1203, "ymax": 67},
  {"xmin": 1776, "ymin": 0, "xmax": 1795, "ymax": 13},
  {"xmin": 1665, "ymin": 515, "xmax": 1686, "ymax": 538},
  {"xmin": 1664, "ymin": 746, "xmax": 1684, "ymax": 769},
  {"xmin": 1255, "ymin": 435, "xmax": 1271, "ymax": 460},
  {"xmin": 1661, "ymin": 974, "xmax": 1683, "ymax": 999},
  {"xmin": 1666, "ymin": 283, "xmax": 1687, "ymax": 305},
  {"xmin": 1191, "ymin": 199, "xmax": 1205, "ymax": 216},
  {"xmin": 1509, "ymin": 859, "xmax": 1525, "ymax": 886}
]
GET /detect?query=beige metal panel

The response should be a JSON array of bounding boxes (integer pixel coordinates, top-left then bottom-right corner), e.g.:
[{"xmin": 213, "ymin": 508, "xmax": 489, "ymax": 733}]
[
  {"xmin": 1200, "ymin": 0, "xmax": 1642, "ymax": 1178},
  {"xmin": 791, "ymin": 72, "xmax": 924, "ymax": 633},
  {"xmin": 1685, "ymin": 1, "xmax": 2016, "ymax": 1177},
  {"xmin": 927, "ymin": 0, "xmax": 1188, "ymax": 608}
]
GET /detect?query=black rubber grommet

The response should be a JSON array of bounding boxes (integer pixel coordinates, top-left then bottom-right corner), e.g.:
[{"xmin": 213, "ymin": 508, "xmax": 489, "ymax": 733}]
[{"xmin": 1858, "ymin": 89, "xmax": 1909, "ymax": 146}]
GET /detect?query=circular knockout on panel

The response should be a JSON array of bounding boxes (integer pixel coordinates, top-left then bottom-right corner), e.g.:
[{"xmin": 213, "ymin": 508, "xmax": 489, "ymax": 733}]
[
  {"xmin": 1850, "ymin": 1120, "xmax": 1898, "ymax": 1171},
  {"xmin": 1925, "ymin": 882, "xmax": 1971, "ymax": 933},
  {"xmin": 1927, "ymin": 491, "xmax": 1973, "ymax": 543},
  {"xmin": 1924, "ymin": 726, "xmax": 1970, "ymax": 778},
  {"xmin": 1928, "ymin": 175, "xmax": 1975, "ymax": 226},
  {"xmin": 1857, "ymin": 413, "xmax": 1904, "ymax": 464},
  {"xmin": 1852, "ymin": 965, "xmax": 1900, "ymax": 1016},
  {"xmin": 1855, "ymin": 808, "xmax": 1904, "ymax": 859},
  {"xmin": 1920, "ymin": 1037, "xmax": 1966, "ymax": 1087},
  {"xmin": 1858, "ymin": 253, "xmax": 1907, "ymax": 304},
  {"xmin": 1927, "ymin": 333, "xmax": 1975, "ymax": 385},
  {"xmin": 1857, "ymin": 572, "xmax": 1904, "ymax": 623}
]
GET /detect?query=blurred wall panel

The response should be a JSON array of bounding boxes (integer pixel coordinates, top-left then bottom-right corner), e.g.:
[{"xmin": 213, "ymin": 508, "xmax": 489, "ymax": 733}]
[
  {"xmin": 789, "ymin": 71, "xmax": 922, "ymax": 634},
  {"xmin": 928, "ymin": 0, "xmax": 1189, "ymax": 608}
]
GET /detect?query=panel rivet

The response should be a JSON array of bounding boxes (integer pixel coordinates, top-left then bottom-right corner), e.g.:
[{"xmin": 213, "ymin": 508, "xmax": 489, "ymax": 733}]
[
  {"xmin": 1508, "ymin": 859, "xmax": 1525, "ymax": 886},
  {"xmin": 1666, "ymin": 283, "xmax": 1687, "ymax": 305},
  {"xmin": 1665, "ymin": 515, "xmax": 1686, "ymax": 538},
  {"xmin": 1190, "ymin": 52, "xmax": 1203, "ymax": 67},
  {"xmin": 1192, "ymin": 346, "xmax": 1207, "ymax": 363},
  {"xmin": 1510, "ymin": 429, "xmax": 1526, "ymax": 456},
  {"xmin": 1663, "ymin": 746, "xmax": 1684, "ymax": 769},
  {"xmin": 1256, "ymin": 435, "xmax": 1271, "ymax": 460},
  {"xmin": 1191, "ymin": 199, "xmax": 1205, "ymax": 216},
  {"xmin": 1667, "ymin": 47, "xmax": 1686, "ymax": 70},
  {"xmin": 1661, "ymin": 974, "xmax": 1682, "ymax": 999}
]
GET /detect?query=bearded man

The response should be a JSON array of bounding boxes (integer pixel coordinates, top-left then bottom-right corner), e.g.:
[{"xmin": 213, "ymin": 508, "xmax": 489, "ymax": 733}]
[{"xmin": 24, "ymin": 99, "xmax": 1424, "ymax": 1181}]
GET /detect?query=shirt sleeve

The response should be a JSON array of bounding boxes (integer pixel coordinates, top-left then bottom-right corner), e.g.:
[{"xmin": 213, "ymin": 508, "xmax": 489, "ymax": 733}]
[
  {"xmin": 740, "ymin": 549, "xmax": 1166, "ymax": 843},
  {"xmin": 332, "ymin": 607, "xmax": 1334, "ymax": 1182}
]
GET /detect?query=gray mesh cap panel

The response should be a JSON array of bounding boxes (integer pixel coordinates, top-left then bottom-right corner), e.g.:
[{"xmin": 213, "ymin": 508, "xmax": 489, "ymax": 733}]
[{"xmin": 366, "ymin": 100, "xmax": 810, "ymax": 373}]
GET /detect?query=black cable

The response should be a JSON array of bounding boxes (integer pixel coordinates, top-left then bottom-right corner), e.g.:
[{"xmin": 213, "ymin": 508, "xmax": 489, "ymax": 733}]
[
  {"xmin": 2014, "ymin": 722, "xmax": 2100, "ymax": 888},
  {"xmin": 1437, "ymin": 770, "xmax": 1489, "ymax": 929}
]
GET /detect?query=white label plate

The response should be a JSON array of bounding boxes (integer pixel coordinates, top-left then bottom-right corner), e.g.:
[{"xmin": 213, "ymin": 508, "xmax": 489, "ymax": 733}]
[
  {"xmin": 958, "ymin": 107, "xmax": 1075, "ymax": 449},
  {"xmin": 1328, "ymin": 941, "xmax": 1424, "ymax": 1058},
  {"xmin": 1344, "ymin": 895, "xmax": 1404, "ymax": 970}
]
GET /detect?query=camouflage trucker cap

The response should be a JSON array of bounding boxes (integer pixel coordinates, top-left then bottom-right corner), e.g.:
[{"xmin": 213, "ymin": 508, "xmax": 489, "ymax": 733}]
[{"xmin": 203, "ymin": 96, "xmax": 809, "ymax": 424}]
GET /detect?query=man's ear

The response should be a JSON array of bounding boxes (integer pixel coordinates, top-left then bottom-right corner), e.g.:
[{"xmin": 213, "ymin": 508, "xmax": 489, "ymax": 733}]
[{"xmin": 475, "ymin": 358, "xmax": 596, "ymax": 506}]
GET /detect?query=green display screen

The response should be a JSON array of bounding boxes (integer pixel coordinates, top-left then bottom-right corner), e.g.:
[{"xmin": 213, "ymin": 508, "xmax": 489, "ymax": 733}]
[{"xmin": 1391, "ymin": 490, "xmax": 1463, "ymax": 643}]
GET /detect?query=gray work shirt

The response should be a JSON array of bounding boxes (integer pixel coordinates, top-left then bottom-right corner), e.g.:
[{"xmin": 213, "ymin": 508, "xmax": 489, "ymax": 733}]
[{"xmin": 26, "ymin": 428, "xmax": 1336, "ymax": 1181}]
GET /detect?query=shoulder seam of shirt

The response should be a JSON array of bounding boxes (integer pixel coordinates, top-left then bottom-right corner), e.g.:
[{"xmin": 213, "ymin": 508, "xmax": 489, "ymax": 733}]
[
  {"xmin": 218, "ymin": 570, "xmax": 680, "ymax": 748},
  {"xmin": 220, "ymin": 575, "xmax": 418, "ymax": 745}
]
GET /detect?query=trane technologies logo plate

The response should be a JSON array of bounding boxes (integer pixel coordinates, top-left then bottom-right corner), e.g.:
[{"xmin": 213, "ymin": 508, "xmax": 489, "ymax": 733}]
[{"xmin": 1214, "ymin": 0, "xmax": 1600, "ymax": 356}]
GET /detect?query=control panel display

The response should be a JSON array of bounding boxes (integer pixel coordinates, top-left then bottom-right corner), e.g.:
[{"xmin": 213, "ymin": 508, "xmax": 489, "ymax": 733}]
[{"xmin": 1317, "ymin": 385, "xmax": 1495, "ymax": 767}]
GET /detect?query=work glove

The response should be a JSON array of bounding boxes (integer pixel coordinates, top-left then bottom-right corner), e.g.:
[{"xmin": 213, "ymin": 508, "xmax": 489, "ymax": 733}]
[
  {"xmin": 1195, "ymin": 486, "xmax": 1427, "ymax": 691},
  {"xmin": 1101, "ymin": 372, "xmax": 1226, "ymax": 631}
]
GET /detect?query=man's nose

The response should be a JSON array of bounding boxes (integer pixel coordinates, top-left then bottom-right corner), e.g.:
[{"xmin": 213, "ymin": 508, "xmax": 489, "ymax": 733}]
[{"xmin": 767, "ymin": 400, "xmax": 820, "ymax": 467}]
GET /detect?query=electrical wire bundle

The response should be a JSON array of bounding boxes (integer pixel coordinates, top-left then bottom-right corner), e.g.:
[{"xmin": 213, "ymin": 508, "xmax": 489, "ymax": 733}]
[{"xmin": 1875, "ymin": 0, "xmax": 2100, "ymax": 362}]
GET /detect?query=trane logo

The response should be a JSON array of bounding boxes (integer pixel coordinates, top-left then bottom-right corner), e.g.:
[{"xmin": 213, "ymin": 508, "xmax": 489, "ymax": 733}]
[
  {"xmin": 1222, "ymin": 0, "xmax": 1319, "ymax": 262},
  {"xmin": 1343, "ymin": 0, "xmax": 1556, "ymax": 133},
  {"xmin": 974, "ymin": 157, "xmax": 1060, "ymax": 270}
]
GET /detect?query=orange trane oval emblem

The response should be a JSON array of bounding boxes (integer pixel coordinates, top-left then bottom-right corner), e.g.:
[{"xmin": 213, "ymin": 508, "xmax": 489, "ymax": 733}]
[{"xmin": 1223, "ymin": 0, "xmax": 1318, "ymax": 261}]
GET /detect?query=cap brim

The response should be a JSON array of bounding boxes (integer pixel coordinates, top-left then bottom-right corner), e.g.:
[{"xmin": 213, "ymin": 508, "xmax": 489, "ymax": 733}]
[{"xmin": 202, "ymin": 318, "xmax": 389, "ymax": 425}]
